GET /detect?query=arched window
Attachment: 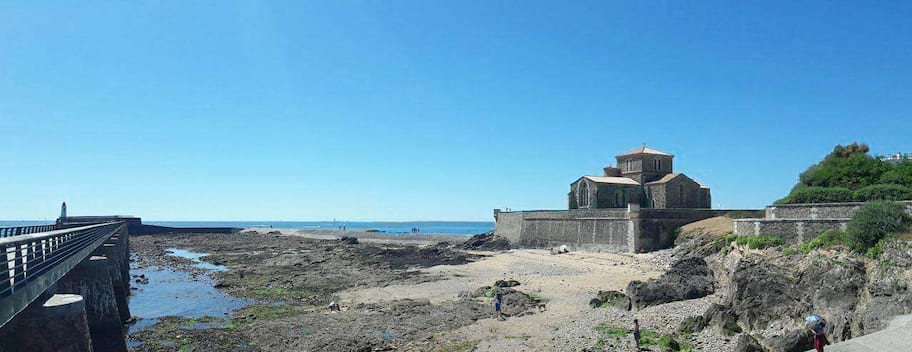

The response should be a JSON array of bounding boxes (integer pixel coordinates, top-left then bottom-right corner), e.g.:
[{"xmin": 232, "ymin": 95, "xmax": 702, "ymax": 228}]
[{"xmin": 578, "ymin": 181, "xmax": 590, "ymax": 208}]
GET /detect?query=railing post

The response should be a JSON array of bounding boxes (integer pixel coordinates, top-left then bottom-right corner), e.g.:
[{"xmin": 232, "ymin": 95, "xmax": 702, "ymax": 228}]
[{"xmin": 0, "ymin": 245, "xmax": 10, "ymax": 297}]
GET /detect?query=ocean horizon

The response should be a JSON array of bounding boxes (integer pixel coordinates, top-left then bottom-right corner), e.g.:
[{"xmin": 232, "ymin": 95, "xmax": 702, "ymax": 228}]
[{"xmin": 0, "ymin": 220, "xmax": 494, "ymax": 236}]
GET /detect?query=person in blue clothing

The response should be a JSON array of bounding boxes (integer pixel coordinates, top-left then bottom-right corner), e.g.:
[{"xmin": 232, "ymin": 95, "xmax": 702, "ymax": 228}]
[{"xmin": 494, "ymin": 290, "xmax": 504, "ymax": 320}]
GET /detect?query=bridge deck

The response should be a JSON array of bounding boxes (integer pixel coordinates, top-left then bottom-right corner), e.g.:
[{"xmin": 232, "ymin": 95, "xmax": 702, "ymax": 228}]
[{"xmin": 0, "ymin": 222, "xmax": 125, "ymax": 327}]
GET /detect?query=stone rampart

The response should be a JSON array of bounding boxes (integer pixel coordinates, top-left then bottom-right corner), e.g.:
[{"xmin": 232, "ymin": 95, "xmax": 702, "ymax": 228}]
[
  {"xmin": 494, "ymin": 208, "xmax": 731, "ymax": 253},
  {"xmin": 736, "ymin": 201, "xmax": 912, "ymax": 243},
  {"xmin": 733, "ymin": 219, "xmax": 848, "ymax": 244},
  {"xmin": 766, "ymin": 201, "xmax": 912, "ymax": 220},
  {"xmin": 494, "ymin": 210, "xmax": 632, "ymax": 252}
]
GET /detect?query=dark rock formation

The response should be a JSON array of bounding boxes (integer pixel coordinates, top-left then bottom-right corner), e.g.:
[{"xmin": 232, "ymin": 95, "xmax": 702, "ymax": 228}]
[
  {"xmin": 732, "ymin": 334, "xmax": 764, "ymax": 352},
  {"xmin": 761, "ymin": 329, "xmax": 813, "ymax": 352},
  {"xmin": 462, "ymin": 231, "xmax": 511, "ymax": 251},
  {"xmin": 494, "ymin": 279, "xmax": 521, "ymax": 288},
  {"xmin": 627, "ymin": 257, "xmax": 715, "ymax": 309},
  {"xmin": 339, "ymin": 236, "xmax": 359, "ymax": 245}
]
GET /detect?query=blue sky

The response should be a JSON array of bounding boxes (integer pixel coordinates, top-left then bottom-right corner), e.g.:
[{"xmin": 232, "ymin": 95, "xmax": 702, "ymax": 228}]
[{"xmin": 1, "ymin": 1, "xmax": 910, "ymax": 221}]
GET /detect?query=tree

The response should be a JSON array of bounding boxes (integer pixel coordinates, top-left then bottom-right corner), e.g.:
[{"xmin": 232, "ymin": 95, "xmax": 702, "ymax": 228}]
[{"xmin": 846, "ymin": 201, "xmax": 912, "ymax": 253}]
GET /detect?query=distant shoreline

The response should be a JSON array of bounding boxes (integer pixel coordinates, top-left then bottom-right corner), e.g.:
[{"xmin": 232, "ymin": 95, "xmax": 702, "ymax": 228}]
[
  {"xmin": 243, "ymin": 228, "xmax": 477, "ymax": 245},
  {"xmin": 0, "ymin": 220, "xmax": 494, "ymax": 236}
]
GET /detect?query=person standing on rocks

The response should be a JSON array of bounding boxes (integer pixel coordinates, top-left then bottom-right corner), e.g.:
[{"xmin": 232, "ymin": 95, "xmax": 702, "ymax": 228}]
[
  {"xmin": 494, "ymin": 290, "xmax": 504, "ymax": 320},
  {"xmin": 632, "ymin": 319, "xmax": 641, "ymax": 350}
]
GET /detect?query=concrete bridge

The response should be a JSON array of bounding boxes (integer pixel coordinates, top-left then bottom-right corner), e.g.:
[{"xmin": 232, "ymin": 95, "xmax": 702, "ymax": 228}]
[{"xmin": 0, "ymin": 221, "xmax": 131, "ymax": 352}]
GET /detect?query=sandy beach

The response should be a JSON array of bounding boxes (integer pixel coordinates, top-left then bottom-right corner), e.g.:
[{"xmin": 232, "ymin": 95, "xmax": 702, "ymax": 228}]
[{"xmin": 127, "ymin": 228, "xmax": 720, "ymax": 351}]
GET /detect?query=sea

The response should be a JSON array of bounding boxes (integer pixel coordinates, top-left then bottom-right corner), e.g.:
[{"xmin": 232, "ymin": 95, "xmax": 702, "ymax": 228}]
[{"xmin": 0, "ymin": 220, "xmax": 494, "ymax": 236}]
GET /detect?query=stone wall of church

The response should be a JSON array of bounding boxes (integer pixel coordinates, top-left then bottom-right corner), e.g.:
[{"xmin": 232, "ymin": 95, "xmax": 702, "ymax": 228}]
[{"xmin": 494, "ymin": 208, "xmax": 728, "ymax": 253}]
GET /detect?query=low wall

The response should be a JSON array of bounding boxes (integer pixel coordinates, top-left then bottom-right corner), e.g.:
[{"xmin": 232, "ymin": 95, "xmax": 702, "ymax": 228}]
[
  {"xmin": 733, "ymin": 219, "xmax": 848, "ymax": 244},
  {"xmin": 766, "ymin": 201, "xmax": 912, "ymax": 220},
  {"xmin": 495, "ymin": 208, "xmax": 732, "ymax": 253},
  {"xmin": 494, "ymin": 210, "xmax": 632, "ymax": 252},
  {"xmin": 737, "ymin": 201, "xmax": 912, "ymax": 244}
]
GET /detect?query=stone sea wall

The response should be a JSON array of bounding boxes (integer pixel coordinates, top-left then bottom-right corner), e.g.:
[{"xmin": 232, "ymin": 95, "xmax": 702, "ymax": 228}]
[
  {"xmin": 495, "ymin": 208, "xmax": 728, "ymax": 253},
  {"xmin": 734, "ymin": 201, "xmax": 912, "ymax": 243},
  {"xmin": 766, "ymin": 201, "xmax": 912, "ymax": 220}
]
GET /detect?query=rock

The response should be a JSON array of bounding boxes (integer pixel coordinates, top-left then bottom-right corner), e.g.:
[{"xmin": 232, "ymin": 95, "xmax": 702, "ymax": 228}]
[
  {"xmin": 462, "ymin": 231, "xmax": 511, "ymax": 251},
  {"xmin": 500, "ymin": 289, "xmax": 541, "ymax": 317},
  {"xmin": 702, "ymin": 304, "xmax": 741, "ymax": 336},
  {"xmin": 549, "ymin": 245, "xmax": 570, "ymax": 255},
  {"xmin": 339, "ymin": 236, "xmax": 359, "ymax": 245},
  {"xmin": 627, "ymin": 257, "xmax": 715, "ymax": 309},
  {"xmin": 494, "ymin": 279, "xmax": 521, "ymax": 288},
  {"xmin": 732, "ymin": 334, "xmax": 763, "ymax": 352},
  {"xmin": 677, "ymin": 315, "xmax": 706, "ymax": 334},
  {"xmin": 760, "ymin": 328, "xmax": 813, "ymax": 352},
  {"xmin": 588, "ymin": 290, "xmax": 630, "ymax": 311}
]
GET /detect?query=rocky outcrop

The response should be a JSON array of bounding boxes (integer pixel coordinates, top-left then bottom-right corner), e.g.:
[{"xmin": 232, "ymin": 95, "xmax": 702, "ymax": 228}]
[
  {"xmin": 638, "ymin": 217, "xmax": 912, "ymax": 351},
  {"xmin": 462, "ymin": 231, "xmax": 511, "ymax": 251},
  {"xmin": 627, "ymin": 257, "xmax": 715, "ymax": 309}
]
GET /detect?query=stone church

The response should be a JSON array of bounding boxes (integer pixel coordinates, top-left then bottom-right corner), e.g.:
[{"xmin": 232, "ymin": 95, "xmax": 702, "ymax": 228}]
[{"xmin": 569, "ymin": 147, "xmax": 711, "ymax": 209}]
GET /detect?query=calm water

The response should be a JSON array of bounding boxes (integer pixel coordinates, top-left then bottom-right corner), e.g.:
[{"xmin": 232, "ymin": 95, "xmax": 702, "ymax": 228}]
[
  {"xmin": 127, "ymin": 249, "xmax": 250, "ymax": 347},
  {"xmin": 146, "ymin": 221, "xmax": 494, "ymax": 236},
  {"xmin": 166, "ymin": 248, "xmax": 227, "ymax": 271},
  {"xmin": 0, "ymin": 220, "xmax": 494, "ymax": 236}
]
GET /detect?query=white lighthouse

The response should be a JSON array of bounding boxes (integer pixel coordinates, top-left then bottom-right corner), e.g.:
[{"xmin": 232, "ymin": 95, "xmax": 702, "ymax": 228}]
[{"xmin": 60, "ymin": 202, "xmax": 67, "ymax": 220}]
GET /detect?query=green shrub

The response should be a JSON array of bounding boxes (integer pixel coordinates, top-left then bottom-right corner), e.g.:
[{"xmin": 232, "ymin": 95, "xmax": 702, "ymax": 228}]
[
  {"xmin": 799, "ymin": 146, "xmax": 891, "ymax": 190},
  {"xmin": 735, "ymin": 235, "xmax": 785, "ymax": 249},
  {"xmin": 879, "ymin": 162, "xmax": 912, "ymax": 188},
  {"xmin": 853, "ymin": 184, "xmax": 912, "ymax": 202},
  {"xmin": 712, "ymin": 234, "xmax": 738, "ymax": 252},
  {"xmin": 866, "ymin": 239, "xmax": 889, "ymax": 259},
  {"xmin": 799, "ymin": 230, "xmax": 849, "ymax": 254},
  {"xmin": 777, "ymin": 143, "xmax": 902, "ymax": 203},
  {"xmin": 783, "ymin": 186, "xmax": 854, "ymax": 204},
  {"xmin": 846, "ymin": 201, "xmax": 912, "ymax": 254}
]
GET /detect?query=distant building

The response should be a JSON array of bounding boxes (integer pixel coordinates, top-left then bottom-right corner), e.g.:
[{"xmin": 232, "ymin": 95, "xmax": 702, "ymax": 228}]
[
  {"xmin": 568, "ymin": 147, "xmax": 711, "ymax": 209},
  {"xmin": 881, "ymin": 153, "xmax": 912, "ymax": 164}
]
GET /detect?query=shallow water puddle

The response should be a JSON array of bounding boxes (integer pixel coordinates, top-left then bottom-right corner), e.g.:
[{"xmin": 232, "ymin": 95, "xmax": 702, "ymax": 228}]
[
  {"xmin": 127, "ymin": 251, "xmax": 250, "ymax": 348},
  {"xmin": 166, "ymin": 248, "xmax": 228, "ymax": 271}
]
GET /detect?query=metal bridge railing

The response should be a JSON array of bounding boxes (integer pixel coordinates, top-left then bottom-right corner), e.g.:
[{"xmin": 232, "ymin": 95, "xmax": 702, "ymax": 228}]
[
  {"xmin": 0, "ymin": 224, "xmax": 59, "ymax": 238},
  {"xmin": 0, "ymin": 222, "xmax": 124, "ymax": 327}
]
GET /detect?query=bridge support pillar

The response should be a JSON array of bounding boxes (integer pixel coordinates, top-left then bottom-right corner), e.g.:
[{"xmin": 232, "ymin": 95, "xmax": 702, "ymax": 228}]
[
  {"xmin": 7, "ymin": 294, "xmax": 94, "ymax": 352},
  {"xmin": 58, "ymin": 255, "xmax": 127, "ymax": 352},
  {"xmin": 106, "ymin": 234, "xmax": 130, "ymax": 295},
  {"xmin": 94, "ymin": 243, "xmax": 131, "ymax": 323}
]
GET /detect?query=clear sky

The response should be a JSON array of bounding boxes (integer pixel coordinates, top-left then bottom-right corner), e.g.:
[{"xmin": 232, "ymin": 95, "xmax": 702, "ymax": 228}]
[{"xmin": 2, "ymin": 1, "xmax": 910, "ymax": 221}]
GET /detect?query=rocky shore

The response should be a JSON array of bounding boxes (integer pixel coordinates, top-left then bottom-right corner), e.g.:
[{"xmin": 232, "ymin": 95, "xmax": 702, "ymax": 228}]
[{"xmin": 126, "ymin": 221, "xmax": 912, "ymax": 351}]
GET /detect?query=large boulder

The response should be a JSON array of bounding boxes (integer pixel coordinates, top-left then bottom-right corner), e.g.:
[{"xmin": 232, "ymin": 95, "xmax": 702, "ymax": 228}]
[
  {"xmin": 733, "ymin": 334, "xmax": 764, "ymax": 352},
  {"xmin": 627, "ymin": 257, "xmax": 715, "ymax": 309},
  {"xmin": 760, "ymin": 328, "xmax": 813, "ymax": 352},
  {"xmin": 703, "ymin": 304, "xmax": 742, "ymax": 336},
  {"xmin": 726, "ymin": 255, "xmax": 807, "ymax": 332},
  {"xmin": 855, "ymin": 240, "xmax": 912, "ymax": 335},
  {"xmin": 462, "ymin": 231, "xmax": 511, "ymax": 251}
]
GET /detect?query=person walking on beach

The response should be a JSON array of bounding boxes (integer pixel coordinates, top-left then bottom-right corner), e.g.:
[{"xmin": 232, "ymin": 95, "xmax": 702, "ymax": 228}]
[
  {"xmin": 632, "ymin": 319, "xmax": 641, "ymax": 350},
  {"xmin": 494, "ymin": 290, "xmax": 504, "ymax": 320}
]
